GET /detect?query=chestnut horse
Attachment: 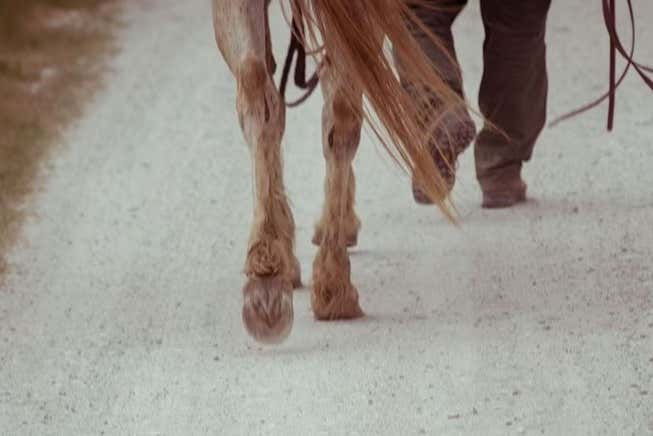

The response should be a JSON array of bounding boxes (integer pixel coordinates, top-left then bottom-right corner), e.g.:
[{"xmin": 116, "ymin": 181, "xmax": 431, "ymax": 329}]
[{"xmin": 212, "ymin": 0, "xmax": 461, "ymax": 344}]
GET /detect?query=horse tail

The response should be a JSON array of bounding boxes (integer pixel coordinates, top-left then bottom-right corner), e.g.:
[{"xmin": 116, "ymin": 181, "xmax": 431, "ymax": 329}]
[{"xmin": 293, "ymin": 0, "xmax": 464, "ymax": 222}]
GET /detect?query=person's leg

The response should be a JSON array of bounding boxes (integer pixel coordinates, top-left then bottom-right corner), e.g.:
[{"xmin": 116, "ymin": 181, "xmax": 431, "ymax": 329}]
[
  {"xmin": 400, "ymin": 0, "xmax": 468, "ymax": 94},
  {"xmin": 395, "ymin": 0, "xmax": 476, "ymax": 203},
  {"xmin": 476, "ymin": 0, "xmax": 552, "ymax": 208}
]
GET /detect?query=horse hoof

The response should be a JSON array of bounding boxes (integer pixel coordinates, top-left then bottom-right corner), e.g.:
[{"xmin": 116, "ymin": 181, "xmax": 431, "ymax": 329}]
[
  {"xmin": 242, "ymin": 275, "xmax": 294, "ymax": 344},
  {"xmin": 311, "ymin": 282, "xmax": 364, "ymax": 321}
]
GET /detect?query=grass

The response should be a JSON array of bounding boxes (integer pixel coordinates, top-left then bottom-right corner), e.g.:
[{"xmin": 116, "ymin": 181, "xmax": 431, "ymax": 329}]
[{"xmin": 0, "ymin": 0, "xmax": 121, "ymax": 275}]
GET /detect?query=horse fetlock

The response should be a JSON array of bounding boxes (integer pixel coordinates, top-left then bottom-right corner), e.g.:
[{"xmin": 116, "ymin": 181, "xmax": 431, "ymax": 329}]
[
  {"xmin": 245, "ymin": 238, "xmax": 284, "ymax": 277},
  {"xmin": 245, "ymin": 237, "xmax": 298, "ymax": 285},
  {"xmin": 311, "ymin": 247, "xmax": 363, "ymax": 320},
  {"xmin": 311, "ymin": 274, "xmax": 363, "ymax": 321}
]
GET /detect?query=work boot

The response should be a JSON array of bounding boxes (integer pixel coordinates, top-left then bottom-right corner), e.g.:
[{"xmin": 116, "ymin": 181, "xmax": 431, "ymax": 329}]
[
  {"xmin": 413, "ymin": 111, "xmax": 476, "ymax": 204},
  {"xmin": 481, "ymin": 177, "xmax": 527, "ymax": 208}
]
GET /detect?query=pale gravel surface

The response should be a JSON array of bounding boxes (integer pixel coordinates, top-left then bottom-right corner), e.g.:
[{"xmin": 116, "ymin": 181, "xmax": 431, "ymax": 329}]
[{"xmin": 1, "ymin": 1, "xmax": 653, "ymax": 435}]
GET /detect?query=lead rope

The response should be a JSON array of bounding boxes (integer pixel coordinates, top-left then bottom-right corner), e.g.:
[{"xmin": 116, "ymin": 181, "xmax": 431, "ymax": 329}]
[
  {"xmin": 550, "ymin": 0, "xmax": 653, "ymax": 130},
  {"xmin": 279, "ymin": 4, "xmax": 321, "ymax": 108}
]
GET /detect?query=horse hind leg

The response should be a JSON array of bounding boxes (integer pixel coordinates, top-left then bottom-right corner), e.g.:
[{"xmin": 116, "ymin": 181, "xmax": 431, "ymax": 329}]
[
  {"xmin": 213, "ymin": 0, "xmax": 300, "ymax": 344},
  {"xmin": 312, "ymin": 163, "xmax": 361, "ymax": 248},
  {"xmin": 311, "ymin": 63, "xmax": 365, "ymax": 320}
]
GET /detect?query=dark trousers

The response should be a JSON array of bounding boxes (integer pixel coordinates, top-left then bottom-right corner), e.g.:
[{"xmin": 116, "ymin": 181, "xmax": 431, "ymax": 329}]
[{"xmin": 402, "ymin": 0, "xmax": 552, "ymax": 189}]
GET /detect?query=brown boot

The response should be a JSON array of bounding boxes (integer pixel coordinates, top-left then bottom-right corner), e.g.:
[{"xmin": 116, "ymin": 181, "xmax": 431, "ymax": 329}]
[
  {"xmin": 413, "ymin": 112, "xmax": 476, "ymax": 204},
  {"xmin": 481, "ymin": 178, "xmax": 527, "ymax": 209}
]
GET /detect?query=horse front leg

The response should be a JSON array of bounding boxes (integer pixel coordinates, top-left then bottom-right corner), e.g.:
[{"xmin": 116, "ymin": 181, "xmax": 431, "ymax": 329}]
[
  {"xmin": 213, "ymin": 0, "xmax": 300, "ymax": 344},
  {"xmin": 311, "ymin": 62, "xmax": 365, "ymax": 320}
]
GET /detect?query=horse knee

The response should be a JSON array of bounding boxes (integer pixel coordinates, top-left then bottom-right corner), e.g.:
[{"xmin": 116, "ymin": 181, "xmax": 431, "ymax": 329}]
[
  {"xmin": 236, "ymin": 56, "xmax": 284, "ymax": 145},
  {"xmin": 323, "ymin": 91, "xmax": 362, "ymax": 159}
]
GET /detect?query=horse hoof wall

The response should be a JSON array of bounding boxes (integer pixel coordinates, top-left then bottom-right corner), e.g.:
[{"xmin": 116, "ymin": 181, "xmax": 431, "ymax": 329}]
[{"xmin": 242, "ymin": 276, "xmax": 294, "ymax": 345}]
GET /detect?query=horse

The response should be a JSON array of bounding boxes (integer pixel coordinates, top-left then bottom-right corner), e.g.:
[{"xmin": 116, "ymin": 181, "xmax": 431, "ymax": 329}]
[{"xmin": 212, "ymin": 0, "xmax": 462, "ymax": 344}]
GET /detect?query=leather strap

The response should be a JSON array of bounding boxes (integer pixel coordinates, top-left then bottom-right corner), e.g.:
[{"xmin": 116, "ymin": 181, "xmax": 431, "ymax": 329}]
[
  {"xmin": 551, "ymin": 0, "xmax": 653, "ymax": 130},
  {"xmin": 279, "ymin": 5, "xmax": 320, "ymax": 108}
]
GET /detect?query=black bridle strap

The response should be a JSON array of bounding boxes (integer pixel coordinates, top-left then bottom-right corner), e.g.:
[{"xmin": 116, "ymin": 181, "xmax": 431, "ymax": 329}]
[
  {"xmin": 279, "ymin": 8, "xmax": 320, "ymax": 108},
  {"xmin": 550, "ymin": 0, "xmax": 652, "ymax": 130}
]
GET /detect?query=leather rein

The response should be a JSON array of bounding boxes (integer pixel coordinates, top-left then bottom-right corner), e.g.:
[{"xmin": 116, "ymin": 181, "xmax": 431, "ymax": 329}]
[
  {"xmin": 278, "ymin": 6, "xmax": 321, "ymax": 108},
  {"xmin": 551, "ymin": 0, "xmax": 653, "ymax": 130}
]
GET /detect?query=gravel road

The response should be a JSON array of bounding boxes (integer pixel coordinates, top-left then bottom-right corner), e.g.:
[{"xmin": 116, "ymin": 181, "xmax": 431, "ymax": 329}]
[{"xmin": 1, "ymin": 1, "xmax": 652, "ymax": 434}]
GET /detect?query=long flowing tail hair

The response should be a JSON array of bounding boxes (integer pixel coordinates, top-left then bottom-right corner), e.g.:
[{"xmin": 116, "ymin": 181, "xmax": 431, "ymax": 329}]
[{"xmin": 291, "ymin": 0, "xmax": 465, "ymax": 222}]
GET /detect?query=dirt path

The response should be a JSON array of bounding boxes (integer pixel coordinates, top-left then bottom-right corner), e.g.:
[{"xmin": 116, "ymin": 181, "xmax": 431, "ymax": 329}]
[
  {"xmin": 0, "ymin": 0, "xmax": 120, "ymax": 275},
  {"xmin": 1, "ymin": 1, "xmax": 652, "ymax": 435}
]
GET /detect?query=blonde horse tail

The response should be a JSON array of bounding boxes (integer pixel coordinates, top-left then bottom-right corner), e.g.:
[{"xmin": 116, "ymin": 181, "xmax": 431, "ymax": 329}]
[{"xmin": 294, "ymin": 0, "xmax": 464, "ymax": 222}]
